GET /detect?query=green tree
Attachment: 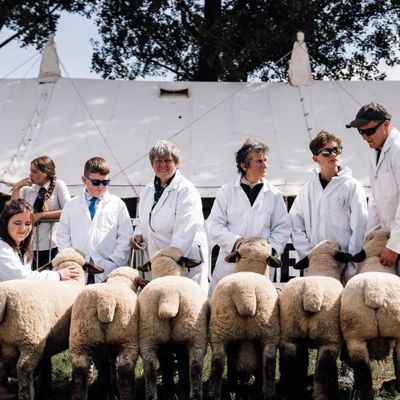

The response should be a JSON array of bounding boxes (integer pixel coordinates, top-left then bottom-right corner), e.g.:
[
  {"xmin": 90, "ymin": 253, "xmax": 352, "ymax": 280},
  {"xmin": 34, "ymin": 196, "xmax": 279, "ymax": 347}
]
[
  {"xmin": 0, "ymin": 0, "xmax": 87, "ymax": 49},
  {"xmin": 89, "ymin": 0, "xmax": 400, "ymax": 81}
]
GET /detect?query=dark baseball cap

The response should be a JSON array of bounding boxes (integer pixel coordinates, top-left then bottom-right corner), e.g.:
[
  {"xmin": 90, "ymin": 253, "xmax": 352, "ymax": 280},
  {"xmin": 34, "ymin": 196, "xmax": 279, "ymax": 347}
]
[{"xmin": 346, "ymin": 102, "xmax": 392, "ymax": 128}]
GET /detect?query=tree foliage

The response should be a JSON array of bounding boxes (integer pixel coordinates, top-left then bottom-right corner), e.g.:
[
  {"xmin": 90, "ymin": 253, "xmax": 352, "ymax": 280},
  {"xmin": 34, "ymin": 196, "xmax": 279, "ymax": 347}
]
[
  {"xmin": 89, "ymin": 0, "xmax": 400, "ymax": 81},
  {"xmin": 0, "ymin": 0, "xmax": 87, "ymax": 49}
]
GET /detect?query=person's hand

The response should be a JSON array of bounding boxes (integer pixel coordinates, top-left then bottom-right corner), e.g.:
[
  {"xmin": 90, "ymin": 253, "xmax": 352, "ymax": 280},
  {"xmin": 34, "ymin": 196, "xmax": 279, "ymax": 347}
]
[
  {"xmin": 232, "ymin": 237, "xmax": 244, "ymax": 252},
  {"xmin": 33, "ymin": 212, "xmax": 43, "ymax": 224},
  {"xmin": 11, "ymin": 177, "xmax": 32, "ymax": 193},
  {"xmin": 58, "ymin": 265, "xmax": 81, "ymax": 281},
  {"xmin": 379, "ymin": 247, "xmax": 398, "ymax": 266},
  {"xmin": 130, "ymin": 234, "xmax": 144, "ymax": 250},
  {"xmin": 15, "ymin": 177, "xmax": 32, "ymax": 189}
]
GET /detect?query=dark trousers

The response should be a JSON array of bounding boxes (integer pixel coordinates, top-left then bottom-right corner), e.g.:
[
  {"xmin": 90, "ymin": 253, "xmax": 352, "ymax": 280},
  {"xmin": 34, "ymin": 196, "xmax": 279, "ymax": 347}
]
[{"xmin": 32, "ymin": 247, "xmax": 58, "ymax": 270}]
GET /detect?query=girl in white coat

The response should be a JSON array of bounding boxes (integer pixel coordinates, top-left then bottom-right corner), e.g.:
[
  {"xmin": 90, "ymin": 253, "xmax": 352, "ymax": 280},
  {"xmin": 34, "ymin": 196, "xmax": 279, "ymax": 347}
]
[
  {"xmin": 0, "ymin": 199, "xmax": 79, "ymax": 282},
  {"xmin": 130, "ymin": 140, "xmax": 209, "ymax": 294},
  {"xmin": 207, "ymin": 139, "xmax": 291, "ymax": 296}
]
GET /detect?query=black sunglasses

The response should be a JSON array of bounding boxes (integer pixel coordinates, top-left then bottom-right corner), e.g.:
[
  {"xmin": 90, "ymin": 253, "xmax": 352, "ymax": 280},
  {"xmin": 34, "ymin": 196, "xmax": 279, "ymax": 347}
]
[
  {"xmin": 358, "ymin": 120, "xmax": 385, "ymax": 137},
  {"xmin": 85, "ymin": 176, "xmax": 111, "ymax": 186},
  {"xmin": 318, "ymin": 147, "xmax": 343, "ymax": 157}
]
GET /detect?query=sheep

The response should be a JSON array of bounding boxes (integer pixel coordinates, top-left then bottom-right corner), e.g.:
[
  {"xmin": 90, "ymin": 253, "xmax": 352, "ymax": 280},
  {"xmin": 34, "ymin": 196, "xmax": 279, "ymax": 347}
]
[
  {"xmin": 69, "ymin": 266, "xmax": 147, "ymax": 400},
  {"xmin": 0, "ymin": 248, "xmax": 103, "ymax": 400},
  {"xmin": 137, "ymin": 246, "xmax": 209, "ymax": 400},
  {"xmin": 279, "ymin": 240, "xmax": 353, "ymax": 400},
  {"xmin": 340, "ymin": 230, "xmax": 400, "ymax": 400},
  {"xmin": 206, "ymin": 237, "xmax": 282, "ymax": 400}
]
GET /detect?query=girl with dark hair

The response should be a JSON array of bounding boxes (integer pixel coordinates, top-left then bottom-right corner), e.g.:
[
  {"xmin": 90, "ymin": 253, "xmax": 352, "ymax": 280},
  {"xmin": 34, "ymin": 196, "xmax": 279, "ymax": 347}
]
[
  {"xmin": 0, "ymin": 199, "xmax": 78, "ymax": 281},
  {"xmin": 11, "ymin": 156, "xmax": 71, "ymax": 268}
]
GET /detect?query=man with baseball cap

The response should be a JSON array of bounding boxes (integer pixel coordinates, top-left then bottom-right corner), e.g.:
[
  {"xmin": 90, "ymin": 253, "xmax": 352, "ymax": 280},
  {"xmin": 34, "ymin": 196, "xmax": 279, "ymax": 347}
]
[{"xmin": 346, "ymin": 102, "xmax": 400, "ymax": 267}]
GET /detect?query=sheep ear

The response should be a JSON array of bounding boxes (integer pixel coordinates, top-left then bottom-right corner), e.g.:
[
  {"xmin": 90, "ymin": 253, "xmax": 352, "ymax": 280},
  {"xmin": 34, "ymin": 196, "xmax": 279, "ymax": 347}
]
[
  {"xmin": 37, "ymin": 261, "xmax": 53, "ymax": 272},
  {"xmin": 353, "ymin": 250, "xmax": 366, "ymax": 263},
  {"xmin": 137, "ymin": 261, "xmax": 152, "ymax": 272},
  {"xmin": 268, "ymin": 255, "xmax": 282, "ymax": 269},
  {"xmin": 334, "ymin": 251, "xmax": 353, "ymax": 263},
  {"xmin": 293, "ymin": 256, "xmax": 309, "ymax": 270},
  {"xmin": 178, "ymin": 257, "xmax": 202, "ymax": 269},
  {"xmin": 225, "ymin": 251, "xmax": 240, "ymax": 263},
  {"xmin": 83, "ymin": 263, "xmax": 104, "ymax": 274}
]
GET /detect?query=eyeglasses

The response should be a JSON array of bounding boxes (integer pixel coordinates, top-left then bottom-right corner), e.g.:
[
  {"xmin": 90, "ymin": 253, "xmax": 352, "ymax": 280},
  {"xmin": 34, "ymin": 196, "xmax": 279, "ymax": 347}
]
[
  {"xmin": 358, "ymin": 120, "xmax": 385, "ymax": 137},
  {"xmin": 85, "ymin": 176, "xmax": 111, "ymax": 186},
  {"xmin": 318, "ymin": 147, "xmax": 343, "ymax": 157}
]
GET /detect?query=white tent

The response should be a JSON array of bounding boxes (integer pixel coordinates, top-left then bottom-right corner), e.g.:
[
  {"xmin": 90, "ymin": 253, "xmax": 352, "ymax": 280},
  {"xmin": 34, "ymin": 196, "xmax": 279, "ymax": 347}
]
[{"xmin": 1, "ymin": 78, "xmax": 398, "ymax": 198}]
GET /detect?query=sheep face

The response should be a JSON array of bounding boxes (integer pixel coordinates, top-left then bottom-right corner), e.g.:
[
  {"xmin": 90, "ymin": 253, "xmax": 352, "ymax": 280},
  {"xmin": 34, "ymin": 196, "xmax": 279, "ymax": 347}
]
[
  {"xmin": 226, "ymin": 237, "xmax": 280, "ymax": 275},
  {"xmin": 362, "ymin": 230, "xmax": 390, "ymax": 258},
  {"xmin": 51, "ymin": 248, "xmax": 86, "ymax": 270}
]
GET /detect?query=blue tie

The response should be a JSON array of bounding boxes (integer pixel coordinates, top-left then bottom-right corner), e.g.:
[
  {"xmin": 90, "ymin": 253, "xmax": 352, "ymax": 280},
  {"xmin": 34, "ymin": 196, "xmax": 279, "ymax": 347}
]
[{"xmin": 88, "ymin": 197, "xmax": 97, "ymax": 220}]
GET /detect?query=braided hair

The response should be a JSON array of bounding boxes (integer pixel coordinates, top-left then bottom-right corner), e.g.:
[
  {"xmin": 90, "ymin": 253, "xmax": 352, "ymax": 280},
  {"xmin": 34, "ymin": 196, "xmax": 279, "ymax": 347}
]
[{"xmin": 31, "ymin": 156, "xmax": 57, "ymax": 201}]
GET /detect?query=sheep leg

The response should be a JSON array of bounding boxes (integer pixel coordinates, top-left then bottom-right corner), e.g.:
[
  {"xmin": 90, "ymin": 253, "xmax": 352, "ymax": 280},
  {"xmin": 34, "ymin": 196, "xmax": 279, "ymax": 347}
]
[
  {"xmin": 313, "ymin": 344, "xmax": 339, "ymax": 400},
  {"xmin": 347, "ymin": 339, "xmax": 373, "ymax": 400},
  {"xmin": 142, "ymin": 347, "xmax": 159, "ymax": 400},
  {"xmin": 206, "ymin": 342, "xmax": 226, "ymax": 400},
  {"xmin": 279, "ymin": 341, "xmax": 299, "ymax": 399},
  {"xmin": 158, "ymin": 347, "xmax": 176, "ymax": 399},
  {"xmin": 117, "ymin": 346, "xmax": 138, "ymax": 400},
  {"xmin": 17, "ymin": 347, "xmax": 43, "ymax": 400},
  {"xmin": 0, "ymin": 355, "xmax": 12, "ymax": 399},
  {"xmin": 394, "ymin": 342, "xmax": 400, "ymax": 382},
  {"xmin": 70, "ymin": 349, "xmax": 91, "ymax": 400},
  {"xmin": 93, "ymin": 352, "xmax": 118, "ymax": 397},
  {"xmin": 261, "ymin": 342, "xmax": 277, "ymax": 400},
  {"xmin": 34, "ymin": 357, "xmax": 52, "ymax": 399},
  {"xmin": 187, "ymin": 344, "xmax": 206, "ymax": 400},
  {"xmin": 226, "ymin": 343, "xmax": 240, "ymax": 398}
]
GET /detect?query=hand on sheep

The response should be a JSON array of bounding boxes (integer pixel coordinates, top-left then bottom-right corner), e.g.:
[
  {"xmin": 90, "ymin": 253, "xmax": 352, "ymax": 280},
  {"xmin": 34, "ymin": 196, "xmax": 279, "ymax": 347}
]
[
  {"xmin": 58, "ymin": 265, "xmax": 81, "ymax": 281},
  {"xmin": 379, "ymin": 247, "xmax": 398, "ymax": 266},
  {"xmin": 130, "ymin": 234, "xmax": 144, "ymax": 250}
]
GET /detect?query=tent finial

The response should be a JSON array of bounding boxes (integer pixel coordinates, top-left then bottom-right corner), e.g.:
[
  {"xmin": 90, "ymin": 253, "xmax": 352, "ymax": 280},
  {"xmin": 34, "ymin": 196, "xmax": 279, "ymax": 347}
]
[
  {"xmin": 288, "ymin": 31, "xmax": 313, "ymax": 87},
  {"xmin": 38, "ymin": 35, "xmax": 61, "ymax": 84}
]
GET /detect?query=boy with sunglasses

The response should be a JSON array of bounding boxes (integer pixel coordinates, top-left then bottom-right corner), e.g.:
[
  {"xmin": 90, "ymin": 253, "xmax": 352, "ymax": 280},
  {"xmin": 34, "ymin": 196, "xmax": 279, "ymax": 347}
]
[
  {"xmin": 346, "ymin": 102, "xmax": 400, "ymax": 267},
  {"xmin": 57, "ymin": 157, "xmax": 133, "ymax": 282},
  {"xmin": 290, "ymin": 131, "xmax": 367, "ymax": 270}
]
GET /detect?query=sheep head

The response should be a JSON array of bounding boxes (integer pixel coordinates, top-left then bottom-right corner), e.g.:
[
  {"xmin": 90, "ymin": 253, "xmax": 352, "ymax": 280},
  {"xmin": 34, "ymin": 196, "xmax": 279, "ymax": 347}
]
[
  {"xmin": 137, "ymin": 246, "xmax": 202, "ymax": 279},
  {"xmin": 38, "ymin": 248, "xmax": 104, "ymax": 280},
  {"xmin": 105, "ymin": 266, "xmax": 146, "ymax": 291},
  {"xmin": 294, "ymin": 240, "xmax": 353, "ymax": 279},
  {"xmin": 353, "ymin": 230, "xmax": 390, "ymax": 262},
  {"xmin": 224, "ymin": 237, "xmax": 281, "ymax": 276}
]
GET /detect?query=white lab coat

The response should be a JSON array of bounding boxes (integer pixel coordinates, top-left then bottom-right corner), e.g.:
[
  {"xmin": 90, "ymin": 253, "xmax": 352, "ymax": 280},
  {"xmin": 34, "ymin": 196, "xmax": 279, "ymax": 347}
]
[
  {"xmin": 367, "ymin": 127, "xmax": 400, "ymax": 254},
  {"xmin": 134, "ymin": 170, "xmax": 209, "ymax": 294},
  {"xmin": 207, "ymin": 175, "xmax": 291, "ymax": 295},
  {"xmin": 0, "ymin": 239, "xmax": 59, "ymax": 282},
  {"xmin": 290, "ymin": 166, "xmax": 368, "ymax": 260},
  {"xmin": 57, "ymin": 191, "xmax": 133, "ymax": 282}
]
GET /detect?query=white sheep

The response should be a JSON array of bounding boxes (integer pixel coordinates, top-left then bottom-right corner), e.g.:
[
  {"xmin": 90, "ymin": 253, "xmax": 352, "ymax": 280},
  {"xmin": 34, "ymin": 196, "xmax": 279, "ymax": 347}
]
[
  {"xmin": 207, "ymin": 237, "xmax": 282, "ymax": 400},
  {"xmin": 137, "ymin": 246, "xmax": 208, "ymax": 400},
  {"xmin": 341, "ymin": 230, "xmax": 400, "ymax": 400},
  {"xmin": 0, "ymin": 248, "xmax": 103, "ymax": 400},
  {"xmin": 279, "ymin": 240, "xmax": 353, "ymax": 400},
  {"xmin": 69, "ymin": 266, "xmax": 146, "ymax": 400}
]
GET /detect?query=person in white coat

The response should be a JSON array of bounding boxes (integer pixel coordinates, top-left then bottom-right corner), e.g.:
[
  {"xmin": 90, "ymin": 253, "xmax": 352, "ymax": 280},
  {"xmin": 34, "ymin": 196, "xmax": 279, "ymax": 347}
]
[
  {"xmin": 207, "ymin": 138, "xmax": 291, "ymax": 296},
  {"xmin": 346, "ymin": 102, "xmax": 400, "ymax": 267},
  {"xmin": 0, "ymin": 199, "xmax": 79, "ymax": 281},
  {"xmin": 290, "ymin": 131, "xmax": 368, "ymax": 278},
  {"xmin": 57, "ymin": 157, "xmax": 133, "ymax": 283},
  {"xmin": 130, "ymin": 140, "xmax": 209, "ymax": 295}
]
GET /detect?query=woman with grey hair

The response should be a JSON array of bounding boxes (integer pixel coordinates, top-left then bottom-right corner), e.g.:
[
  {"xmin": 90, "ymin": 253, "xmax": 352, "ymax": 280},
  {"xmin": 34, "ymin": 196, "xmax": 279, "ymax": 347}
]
[
  {"xmin": 207, "ymin": 138, "xmax": 291, "ymax": 296},
  {"xmin": 130, "ymin": 139, "xmax": 209, "ymax": 294}
]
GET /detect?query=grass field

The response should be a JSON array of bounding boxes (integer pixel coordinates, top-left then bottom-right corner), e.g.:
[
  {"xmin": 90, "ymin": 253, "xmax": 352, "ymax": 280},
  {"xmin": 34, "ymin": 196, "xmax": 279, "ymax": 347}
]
[{"xmin": 6, "ymin": 348, "xmax": 400, "ymax": 399}]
